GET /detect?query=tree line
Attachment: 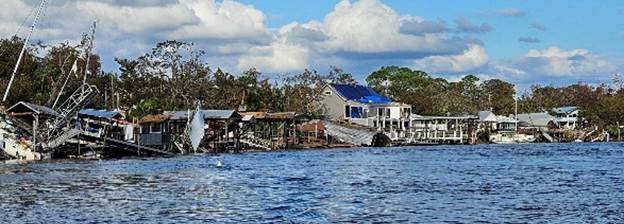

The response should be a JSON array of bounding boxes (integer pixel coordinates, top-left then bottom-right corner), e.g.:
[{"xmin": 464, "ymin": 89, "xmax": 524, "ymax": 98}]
[{"xmin": 1, "ymin": 38, "xmax": 622, "ymax": 133}]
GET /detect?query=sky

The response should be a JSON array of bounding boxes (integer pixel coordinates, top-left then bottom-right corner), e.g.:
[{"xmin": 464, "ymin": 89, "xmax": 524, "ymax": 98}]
[{"xmin": 1, "ymin": 0, "xmax": 623, "ymax": 91}]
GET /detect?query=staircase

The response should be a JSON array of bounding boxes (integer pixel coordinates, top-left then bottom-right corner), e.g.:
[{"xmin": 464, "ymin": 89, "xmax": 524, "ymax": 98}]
[
  {"xmin": 325, "ymin": 121, "xmax": 377, "ymax": 146},
  {"xmin": 240, "ymin": 134, "xmax": 272, "ymax": 150},
  {"xmin": 43, "ymin": 128, "xmax": 81, "ymax": 149},
  {"xmin": 539, "ymin": 127, "xmax": 555, "ymax": 142},
  {"xmin": 41, "ymin": 83, "xmax": 98, "ymax": 151}
]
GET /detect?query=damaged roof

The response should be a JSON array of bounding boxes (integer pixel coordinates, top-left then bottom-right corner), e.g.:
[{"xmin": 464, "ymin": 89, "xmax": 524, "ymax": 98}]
[
  {"xmin": 7, "ymin": 101, "xmax": 59, "ymax": 117},
  {"xmin": 79, "ymin": 109, "xmax": 123, "ymax": 120}
]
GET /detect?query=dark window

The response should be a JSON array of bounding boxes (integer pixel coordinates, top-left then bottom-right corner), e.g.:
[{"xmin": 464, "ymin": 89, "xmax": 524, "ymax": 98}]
[
  {"xmin": 345, "ymin": 105, "xmax": 351, "ymax": 118},
  {"xmin": 150, "ymin": 124, "xmax": 161, "ymax": 133},
  {"xmin": 351, "ymin": 107, "xmax": 363, "ymax": 118}
]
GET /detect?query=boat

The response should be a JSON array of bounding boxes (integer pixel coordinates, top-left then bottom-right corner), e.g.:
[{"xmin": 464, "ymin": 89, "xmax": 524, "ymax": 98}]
[
  {"xmin": 489, "ymin": 132, "xmax": 536, "ymax": 144},
  {"xmin": 487, "ymin": 98, "xmax": 536, "ymax": 144},
  {"xmin": 1, "ymin": 0, "xmax": 99, "ymax": 161}
]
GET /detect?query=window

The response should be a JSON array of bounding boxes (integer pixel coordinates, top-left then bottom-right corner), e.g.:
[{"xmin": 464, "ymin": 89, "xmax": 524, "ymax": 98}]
[
  {"xmin": 324, "ymin": 90, "xmax": 332, "ymax": 96},
  {"xmin": 345, "ymin": 105, "xmax": 351, "ymax": 118},
  {"xmin": 150, "ymin": 124, "xmax": 161, "ymax": 133},
  {"xmin": 378, "ymin": 108, "xmax": 383, "ymax": 117},
  {"xmin": 351, "ymin": 107, "xmax": 363, "ymax": 118},
  {"xmin": 386, "ymin": 108, "xmax": 391, "ymax": 118}
]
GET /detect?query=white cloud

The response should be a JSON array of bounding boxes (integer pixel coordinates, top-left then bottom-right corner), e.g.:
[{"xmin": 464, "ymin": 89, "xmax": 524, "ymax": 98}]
[
  {"xmin": 501, "ymin": 47, "xmax": 617, "ymax": 77},
  {"xmin": 294, "ymin": 0, "xmax": 473, "ymax": 56},
  {"xmin": 236, "ymin": 0, "xmax": 481, "ymax": 74},
  {"xmin": 169, "ymin": 0, "xmax": 270, "ymax": 41},
  {"xmin": 2, "ymin": 0, "xmax": 488, "ymax": 75},
  {"xmin": 76, "ymin": 1, "xmax": 198, "ymax": 35},
  {"xmin": 412, "ymin": 45, "xmax": 489, "ymax": 73},
  {"xmin": 237, "ymin": 41, "xmax": 310, "ymax": 73}
]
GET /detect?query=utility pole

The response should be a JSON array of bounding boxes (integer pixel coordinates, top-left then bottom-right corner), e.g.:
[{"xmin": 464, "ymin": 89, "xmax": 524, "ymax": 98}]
[{"xmin": 3, "ymin": 0, "xmax": 48, "ymax": 103}]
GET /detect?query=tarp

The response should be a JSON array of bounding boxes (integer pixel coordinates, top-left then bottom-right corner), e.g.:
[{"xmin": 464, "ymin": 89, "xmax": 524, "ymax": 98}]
[
  {"xmin": 332, "ymin": 84, "xmax": 392, "ymax": 104},
  {"xmin": 190, "ymin": 110, "xmax": 205, "ymax": 152}
]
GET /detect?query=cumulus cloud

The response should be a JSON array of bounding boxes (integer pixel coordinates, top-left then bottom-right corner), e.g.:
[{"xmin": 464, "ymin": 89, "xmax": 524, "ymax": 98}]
[
  {"xmin": 2, "ymin": 0, "xmax": 491, "ymax": 75},
  {"xmin": 518, "ymin": 37, "xmax": 540, "ymax": 43},
  {"xmin": 169, "ymin": 0, "xmax": 271, "ymax": 42},
  {"xmin": 237, "ymin": 41, "xmax": 310, "ymax": 72},
  {"xmin": 496, "ymin": 8, "xmax": 525, "ymax": 17},
  {"xmin": 501, "ymin": 47, "xmax": 617, "ymax": 77},
  {"xmin": 237, "ymin": 0, "xmax": 483, "ymax": 73},
  {"xmin": 315, "ymin": 0, "xmax": 472, "ymax": 55},
  {"xmin": 77, "ymin": 1, "xmax": 198, "ymax": 35},
  {"xmin": 455, "ymin": 18, "xmax": 492, "ymax": 33},
  {"xmin": 412, "ymin": 45, "xmax": 489, "ymax": 73}
]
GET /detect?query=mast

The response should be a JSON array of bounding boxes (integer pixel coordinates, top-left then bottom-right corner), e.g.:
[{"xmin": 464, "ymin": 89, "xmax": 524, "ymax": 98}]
[
  {"xmin": 52, "ymin": 20, "xmax": 97, "ymax": 109},
  {"xmin": 83, "ymin": 21, "xmax": 97, "ymax": 85},
  {"xmin": 2, "ymin": 0, "xmax": 48, "ymax": 103},
  {"xmin": 515, "ymin": 98, "xmax": 518, "ymax": 132}
]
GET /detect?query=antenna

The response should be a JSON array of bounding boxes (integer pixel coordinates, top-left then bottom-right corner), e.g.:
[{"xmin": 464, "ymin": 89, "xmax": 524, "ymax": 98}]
[{"xmin": 2, "ymin": 0, "xmax": 48, "ymax": 103}]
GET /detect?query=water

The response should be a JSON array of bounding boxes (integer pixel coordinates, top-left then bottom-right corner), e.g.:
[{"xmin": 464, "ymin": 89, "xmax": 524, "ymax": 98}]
[{"xmin": 1, "ymin": 143, "xmax": 623, "ymax": 223}]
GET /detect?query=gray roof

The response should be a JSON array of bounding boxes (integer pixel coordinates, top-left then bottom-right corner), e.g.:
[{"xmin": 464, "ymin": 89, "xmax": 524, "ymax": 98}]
[
  {"xmin": 7, "ymin": 101, "xmax": 59, "ymax": 117},
  {"xmin": 79, "ymin": 109, "xmax": 122, "ymax": 120},
  {"xmin": 166, "ymin": 110, "xmax": 240, "ymax": 120},
  {"xmin": 478, "ymin": 111, "xmax": 497, "ymax": 122},
  {"xmin": 517, "ymin": 112, "xmax": 555, "ymax": 127}
]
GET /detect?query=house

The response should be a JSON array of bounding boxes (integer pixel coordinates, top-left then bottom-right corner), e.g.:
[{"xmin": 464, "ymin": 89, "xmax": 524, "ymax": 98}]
[
  {"xmin": 516, "ymin": 112, "xmax": 556, "ymax": 129},
  {"xmin": 78, "ymin": 109, "xmax": 134, "ymax": 141},
  {"xmin": 478, "ymin": 111, "xmax": 518, "ymax": 132},
  {"xmin": 516, "ymin": 106, "xmax": 580, "ymax": 130},
  {"xmin": 6, "ymin": 101, "xmax": 59, "ymax": 129},
  {"xmin": 409, "ymin": 114, "xmax": 478, "ymax": 144},
  {"xmin": 321, "ymin": 84, "xmax": 411, "ymax": 130},
  {"xmin": 138, "ymin": 114, "xmax": 171, "ymax": 149},
  {"xmin": 551, "ymin": 106, "xmax": 580, "ymax": 129}
]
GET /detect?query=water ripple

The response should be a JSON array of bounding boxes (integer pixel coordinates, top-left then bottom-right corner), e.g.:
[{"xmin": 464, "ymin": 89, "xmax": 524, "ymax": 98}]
[{"xmin": 1, "ymin": 143, "xmax": 623, "ymax": 223}]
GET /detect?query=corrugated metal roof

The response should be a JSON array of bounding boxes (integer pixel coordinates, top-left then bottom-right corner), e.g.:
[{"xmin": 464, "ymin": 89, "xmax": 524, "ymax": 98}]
[
  {"xmin": 7, "ymin": 101, "xmax": 59, "ymax": 116},
  {"xmin": 517, "ymin": 112, "xmax": 555, "ymax": 127},
  {"xmin": 331, "ymin": 84, "xmax": 392, "ymax": 104},
  {"xmin": 478, "ymin": 111, "xmax": 497, "ymax": 122},
  {"xmin": 166, "ymin": 110, "xmax": 239, "ymax": 120},
  {"xmin": 202, "ymin": 110, "xmax": 238, "ymax": 120},
  {"xmin": 79, "ymin": 109, "xmax": 122, "ymax": 120}
]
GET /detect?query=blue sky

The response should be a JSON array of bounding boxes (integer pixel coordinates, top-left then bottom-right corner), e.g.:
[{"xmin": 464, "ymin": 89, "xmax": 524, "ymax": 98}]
[
  {"xmin": 2, "ymin": 0, "xmax": 623, "ymax": 91},
  {"xmin": 242, "ymin": 0, "xmax": 624, "ymax": 74}
]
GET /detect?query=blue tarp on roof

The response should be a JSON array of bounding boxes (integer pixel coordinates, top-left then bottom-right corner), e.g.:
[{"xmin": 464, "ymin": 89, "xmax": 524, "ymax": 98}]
[
  {"xmin": 79, "ymin": 109, "xmax": 122, "ymax": 120},
  {"xmin": 331, "ymin": 84, "xmax": 392, "ymax": 104}
]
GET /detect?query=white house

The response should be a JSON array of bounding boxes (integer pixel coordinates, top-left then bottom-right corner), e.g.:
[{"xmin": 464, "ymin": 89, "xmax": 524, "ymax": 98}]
[
  {"xmin": 321, "ymin": 84, "xmax": 411, "ymax": 128},
  {"xmin": 551, "ymin": 106, "xmax": 580, "ymax": 129}
]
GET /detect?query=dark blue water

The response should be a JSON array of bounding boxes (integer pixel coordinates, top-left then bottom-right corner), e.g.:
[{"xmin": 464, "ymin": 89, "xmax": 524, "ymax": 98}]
[{"xmin": 1, "ymin": 143, "xmax": 623, "ymax": 223}]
